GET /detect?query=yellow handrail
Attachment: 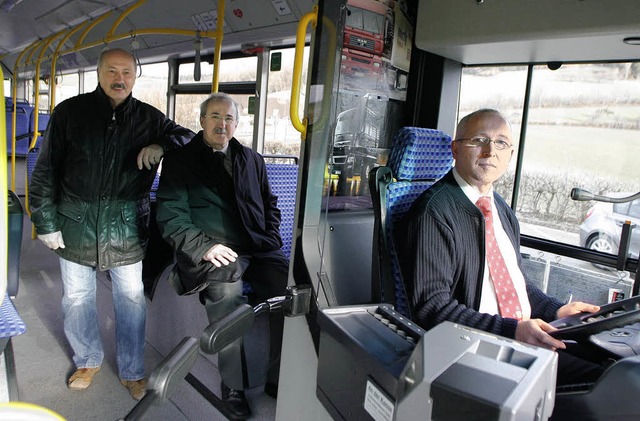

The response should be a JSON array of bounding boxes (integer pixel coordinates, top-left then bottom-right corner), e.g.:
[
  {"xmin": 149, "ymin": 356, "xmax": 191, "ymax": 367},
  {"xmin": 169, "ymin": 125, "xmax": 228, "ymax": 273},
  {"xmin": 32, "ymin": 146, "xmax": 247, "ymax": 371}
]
[
  {"xmin": 76, "ymin": 11, "xmax": 113, "ymax": 48},
  {"xmin": 107, "ymin": 0, "xmax": 146, "ymax": 39},
  {"xmin": 50, "ymin": 21, "xmax": 93, "ymax": 113},
  {"xmin": 290, "ymin": 6, "xmax": 318, "ymax": 141},
  {"xmin": 0, "ymin": 65, "xmax": 7, "ymax": 300},
  {"xmin": 31, "ymin": 34, "xmax": 64, "ymax": 150},
  {"xmin": 10, "ymin": 39, "xmax": 40, "ymax": 192},
  {"xmin": 211, "ymin": 0, "xmax": 225, "ymax": 93}
]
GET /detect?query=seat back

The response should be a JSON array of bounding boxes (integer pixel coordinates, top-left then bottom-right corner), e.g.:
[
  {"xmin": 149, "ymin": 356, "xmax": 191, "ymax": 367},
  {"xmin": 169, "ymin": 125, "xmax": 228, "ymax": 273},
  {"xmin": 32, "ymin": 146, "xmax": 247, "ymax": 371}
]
[
  {"xmin": 6, "ymin": 100, "xmax": 32, "ymax": 157},
  {"xmin": 265, "ymin": 162, "xmax": 299, "ymax": 259},
  {"xmin": 241, "ymin": 162, "xmax": 298, "ymax": 295},
  {"xmin": 370, "ymin": 127, "xmax": 453, "ymax": 317},
  {"xmin": 29, "ymin": 111, "xmax": 50, "ymax": 151},
  {"xmin": 149, "ymin": 170, "xmax": 161, "ymax": 202}
]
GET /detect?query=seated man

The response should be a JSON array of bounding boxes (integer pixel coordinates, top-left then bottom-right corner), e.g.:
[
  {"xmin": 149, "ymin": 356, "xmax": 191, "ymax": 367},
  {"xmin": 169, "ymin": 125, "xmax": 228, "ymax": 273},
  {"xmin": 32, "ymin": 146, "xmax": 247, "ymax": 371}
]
[
  {"xmin": 156, "ymin": 92, "xmax": 288, "ymax": 420},
  {"xmin": 396, "ymin": 108, "xmax": 608, "ymax": 386}
]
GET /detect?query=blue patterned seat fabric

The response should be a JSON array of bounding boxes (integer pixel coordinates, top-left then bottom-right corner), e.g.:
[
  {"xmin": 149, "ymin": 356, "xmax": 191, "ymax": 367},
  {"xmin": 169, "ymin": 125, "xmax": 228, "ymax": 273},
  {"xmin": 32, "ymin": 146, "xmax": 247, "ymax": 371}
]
[
  {"xmin": 384, "ymin": 127, "xmax": 453, "ymax": 317},
  {"xmin": 242, "ymin": 162, "xmax": 298, "ymax": 294},
  {"xmin": 149, "ymin": 162, "xmax": 297, "ymax": 259},
  {"xmin": 0, "ymin": 294, "xmax": 26, "ymax": 339},
  {"xmin": 265, "ymin": 163, "xmax": 298, "ymax": 259},
  {"xmin": 149, "ymin": 170, "xmax": 161, "ymax": 202},
  {"xmin": 5, "ymin": 100, "xmax": 32, "ymax": 157}
]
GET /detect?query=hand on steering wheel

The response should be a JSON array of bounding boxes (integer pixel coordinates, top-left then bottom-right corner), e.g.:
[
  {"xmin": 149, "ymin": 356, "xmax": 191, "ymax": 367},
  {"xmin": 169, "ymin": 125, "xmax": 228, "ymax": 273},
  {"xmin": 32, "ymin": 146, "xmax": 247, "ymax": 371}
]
[{"xmin": 549, "ymin": 295, "xmax": 640, "ymax": 341}]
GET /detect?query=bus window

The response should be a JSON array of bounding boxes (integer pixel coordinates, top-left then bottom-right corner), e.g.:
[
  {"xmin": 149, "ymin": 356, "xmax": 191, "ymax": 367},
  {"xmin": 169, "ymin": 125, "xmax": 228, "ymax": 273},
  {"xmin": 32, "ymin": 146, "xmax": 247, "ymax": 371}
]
[
  {"xmin": 134, "ymin": 62, "xmax": 169, "ymax": 112},
  {"xmin": 520, "ymin": 63, "xmax": 640, "ymax": 251},
  {"xmin": 174, "ymin": 93, "xmax": 253, "ymax": 146},
  {"xmin": 179, "ymin": 56, "xmax": 257, "ymax": 83},
  {"xmin": 263, "ymin": 47, "xmax": 309, "ymax": 158},
  {"xmin": 54, "ymin": 73, "xmax": 80, "ymax": 105},
  {"xmin": 459, "ymin": 65, "xmax": 528, "ymax": 205},
  {"xmin": 83, "ymin": 71, "xmax": 97, "ymax": 94},
  {"xmin": 459, "ymin": 62, "xmax": 640, "ymax": 254},
  {"xmin": 459, "ymin": 62, "xmax": 640, "ymax": 302}
]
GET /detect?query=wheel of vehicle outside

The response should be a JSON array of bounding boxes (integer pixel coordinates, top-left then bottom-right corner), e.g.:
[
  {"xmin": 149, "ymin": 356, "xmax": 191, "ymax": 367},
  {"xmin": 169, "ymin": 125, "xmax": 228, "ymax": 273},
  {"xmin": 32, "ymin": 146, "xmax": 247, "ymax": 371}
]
[
  {"xmin": 587, "ymin": 234, "xmax": 615, "ymax": 254},
  {"xmin": 587, "ymin": 234, "xmax": 616, "ymax": 271}
]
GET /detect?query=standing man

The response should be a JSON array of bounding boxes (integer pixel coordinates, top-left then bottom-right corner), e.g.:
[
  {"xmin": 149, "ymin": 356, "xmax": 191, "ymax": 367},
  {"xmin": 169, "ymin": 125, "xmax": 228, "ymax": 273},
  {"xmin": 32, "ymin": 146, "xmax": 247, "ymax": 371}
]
[
  {"xmin": 396, "ymin": 108, "xmax": 607, "ymax": 386},
  {"xmin": 156, "ymin": 92, "xmax": 288, "ymax": 420},
  {"xmin": 29, "ymin": 48, "xmax": 193, "ymax": 400}
]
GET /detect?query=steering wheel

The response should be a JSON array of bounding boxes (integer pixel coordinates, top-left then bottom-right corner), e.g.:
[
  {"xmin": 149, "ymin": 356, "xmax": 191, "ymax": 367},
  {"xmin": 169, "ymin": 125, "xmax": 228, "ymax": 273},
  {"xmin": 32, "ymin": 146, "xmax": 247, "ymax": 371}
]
[{"xmin": 549, "ymin": 295, "xmax": 640, "ymax": 341}]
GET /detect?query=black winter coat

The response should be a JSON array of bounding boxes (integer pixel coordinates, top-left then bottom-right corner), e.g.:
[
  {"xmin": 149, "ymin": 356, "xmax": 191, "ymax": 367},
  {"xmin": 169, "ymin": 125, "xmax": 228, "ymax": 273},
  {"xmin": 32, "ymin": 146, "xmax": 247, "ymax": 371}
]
[
  {"xmin": 155, "ymin": 134, "xmax": 283, "ymax": 295},
  {"xmin": 29, "ymin": 86, "xmax": 194, "ymax": 270}
]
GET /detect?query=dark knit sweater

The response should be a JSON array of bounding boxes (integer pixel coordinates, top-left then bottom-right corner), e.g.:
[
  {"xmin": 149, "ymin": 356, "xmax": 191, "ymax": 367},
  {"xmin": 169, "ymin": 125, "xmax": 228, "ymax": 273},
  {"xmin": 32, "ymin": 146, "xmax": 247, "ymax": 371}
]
[{"xmin": 395, "ymin": 170, "xmax": 563, "ymax": 339}]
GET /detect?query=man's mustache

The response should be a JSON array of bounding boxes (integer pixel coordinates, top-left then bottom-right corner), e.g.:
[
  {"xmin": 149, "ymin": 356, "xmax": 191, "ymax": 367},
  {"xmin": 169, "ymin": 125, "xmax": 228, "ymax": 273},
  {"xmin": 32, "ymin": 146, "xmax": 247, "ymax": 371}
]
[
  {"xmin": 110, "ymin": 83, "xmax": 126, "ymax": 89},
  {"xmin": 214, "ymin": 128, "xmax": 227, "ymax": 134}
]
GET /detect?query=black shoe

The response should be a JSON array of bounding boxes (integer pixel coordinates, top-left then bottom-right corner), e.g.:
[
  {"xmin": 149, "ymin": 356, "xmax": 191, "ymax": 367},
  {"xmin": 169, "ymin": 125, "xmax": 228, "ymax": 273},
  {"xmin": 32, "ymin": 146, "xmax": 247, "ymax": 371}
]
[
  {"xmin": 221, "ymin": 383, "xmax": 251, "ymax": 420},
  {"xmin": 264, "ymin": 381, "xmax": 278, "ymax": 399}
]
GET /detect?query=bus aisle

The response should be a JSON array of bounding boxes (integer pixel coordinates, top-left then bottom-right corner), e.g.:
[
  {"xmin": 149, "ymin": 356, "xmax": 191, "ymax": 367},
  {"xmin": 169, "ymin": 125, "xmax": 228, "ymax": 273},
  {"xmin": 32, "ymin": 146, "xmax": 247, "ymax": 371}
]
[{"xmin": 10, "ymin": 210, "xmax": 276, "ymax": 420}]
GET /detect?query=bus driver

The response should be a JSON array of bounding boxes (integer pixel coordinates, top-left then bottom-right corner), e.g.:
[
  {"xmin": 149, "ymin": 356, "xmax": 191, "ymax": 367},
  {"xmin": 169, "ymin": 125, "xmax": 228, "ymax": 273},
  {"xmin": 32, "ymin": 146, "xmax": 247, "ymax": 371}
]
[{"xmin": 396, "ymin": 108, "xmax": 611, "ymax": 387}]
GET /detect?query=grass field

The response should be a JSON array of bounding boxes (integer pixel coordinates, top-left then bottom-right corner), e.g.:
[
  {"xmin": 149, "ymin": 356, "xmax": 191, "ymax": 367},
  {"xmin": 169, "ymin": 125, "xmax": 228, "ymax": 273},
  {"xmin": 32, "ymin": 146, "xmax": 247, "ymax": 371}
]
[{"xmin": 519, "ymin": 124, "xmax": 640, "ymax": 187}]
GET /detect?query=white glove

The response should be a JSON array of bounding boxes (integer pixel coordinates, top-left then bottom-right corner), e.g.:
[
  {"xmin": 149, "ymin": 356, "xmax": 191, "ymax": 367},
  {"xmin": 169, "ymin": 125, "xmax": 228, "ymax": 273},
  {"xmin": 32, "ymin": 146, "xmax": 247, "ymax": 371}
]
[{"xmin": 37, "ymin": 231, "xmax": 66, "ymax": 250}]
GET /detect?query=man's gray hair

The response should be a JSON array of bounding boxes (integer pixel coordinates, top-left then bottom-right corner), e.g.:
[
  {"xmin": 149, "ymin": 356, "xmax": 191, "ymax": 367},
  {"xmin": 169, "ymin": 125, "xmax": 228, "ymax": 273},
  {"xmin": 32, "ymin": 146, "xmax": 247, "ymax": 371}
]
[
  {"xmin": 97, "ymin": 48, "xmax": 136, "ymax": 72},
  {"xmin": 455, "ymin": 108, "xmax": 511, "ymax": 139},
  {"xmin": 200, "ymin": 92, "xmax": 239, "ymax": 123}
]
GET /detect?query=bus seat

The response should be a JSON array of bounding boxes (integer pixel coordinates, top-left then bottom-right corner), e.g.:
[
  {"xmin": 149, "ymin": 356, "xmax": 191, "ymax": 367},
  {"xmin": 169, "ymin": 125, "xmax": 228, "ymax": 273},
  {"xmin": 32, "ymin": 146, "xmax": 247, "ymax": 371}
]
[
  {"xmin": 0, "ymin": 293, "xmax": 27, "ymax": 359},
  {"xmin": 265, "ymin": 162, "xmax": 298, "ymax": 259},
  {"xmin": 370, "ymin": 127, "xmax": 453, "ymax": 318},
  {"xmin": 149, "ymin": 169, "xmax": 161, "ymax": 202},
  {"xmin": 6, "ymin": 101, "xmax": 32, "ymax": 157},
  {"xmin": 144, "ymin": 161, "xmax": 299, "ymax": 299},
  {"xmin": 29, "ymin": 111, "xmax": 50, "ymax": 150},
  {"xmin": 242, "ymin": 162, "xmax": 298, "ymax": 295}
]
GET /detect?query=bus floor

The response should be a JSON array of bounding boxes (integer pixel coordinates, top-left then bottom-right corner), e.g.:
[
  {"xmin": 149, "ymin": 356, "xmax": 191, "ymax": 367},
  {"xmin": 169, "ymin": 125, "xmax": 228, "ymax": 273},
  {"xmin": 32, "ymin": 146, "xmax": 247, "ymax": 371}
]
[{"xmin": 10, "ymin": 213, "xmax": 277, "ymax": 421}]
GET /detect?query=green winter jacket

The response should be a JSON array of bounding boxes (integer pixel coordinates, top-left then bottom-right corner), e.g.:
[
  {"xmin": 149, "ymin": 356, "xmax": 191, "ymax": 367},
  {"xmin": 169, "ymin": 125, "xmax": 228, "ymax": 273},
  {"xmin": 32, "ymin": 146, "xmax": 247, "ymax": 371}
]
[{"xmin": 29, "ymin": 86, "xmax": 194, "ymax": 270}]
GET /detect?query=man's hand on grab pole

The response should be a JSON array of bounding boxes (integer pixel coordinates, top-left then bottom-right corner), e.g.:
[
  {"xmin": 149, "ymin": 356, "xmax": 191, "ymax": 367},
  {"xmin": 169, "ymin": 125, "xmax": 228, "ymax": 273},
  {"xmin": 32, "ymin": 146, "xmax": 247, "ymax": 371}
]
[
  {"xmin": 202, "ymin": 244, "xmax": 238, "ymax": 268},
  {"xmin": 37, "ymin": 231, "xmax": 66, "ymax": 250},
  {"xmin": 137, "ymin": 144, "xmax": 164, "ymax": 170}
]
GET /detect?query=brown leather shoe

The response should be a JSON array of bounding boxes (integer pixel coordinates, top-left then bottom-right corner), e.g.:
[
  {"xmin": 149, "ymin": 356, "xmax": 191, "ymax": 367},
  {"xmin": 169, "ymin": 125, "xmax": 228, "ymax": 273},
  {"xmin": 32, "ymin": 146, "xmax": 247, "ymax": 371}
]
[
  {"xmin": 68, "ymin": 367, "xmax": 101, "ymax": 390},
  {"xmin": 120, "ymin": 379, "xmax": 147, "ymax": 400}
]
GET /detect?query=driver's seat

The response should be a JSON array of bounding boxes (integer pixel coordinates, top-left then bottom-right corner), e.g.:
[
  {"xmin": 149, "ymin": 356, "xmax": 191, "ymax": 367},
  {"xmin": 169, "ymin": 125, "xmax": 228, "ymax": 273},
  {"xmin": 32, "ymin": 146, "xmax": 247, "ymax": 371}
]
[{"xmin": 369, "ymin": 127, "xmax": 453, "ymax": 317}]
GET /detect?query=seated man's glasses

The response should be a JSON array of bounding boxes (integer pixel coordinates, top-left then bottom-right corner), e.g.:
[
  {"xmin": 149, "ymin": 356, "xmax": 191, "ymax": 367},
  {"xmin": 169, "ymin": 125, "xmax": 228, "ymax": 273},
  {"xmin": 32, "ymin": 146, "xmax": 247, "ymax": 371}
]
[
  {"xmin": 455, "ymin": 136, "xmax": 513, "ymax": 150},
  {"xmin": 203, "ymin": 114, "xmax": 236, "ymax": 124}
]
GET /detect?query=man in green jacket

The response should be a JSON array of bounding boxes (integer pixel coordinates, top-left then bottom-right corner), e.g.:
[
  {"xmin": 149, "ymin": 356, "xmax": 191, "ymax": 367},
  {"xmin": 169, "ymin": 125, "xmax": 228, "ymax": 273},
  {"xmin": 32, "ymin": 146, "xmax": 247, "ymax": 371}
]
[
  {"xmin": 156, "ymin": 92, "xmax": 289, "ymax": 420},
  {"xmin": 29, "ymin": 48, "xmax": 193, "ymax": 400}
]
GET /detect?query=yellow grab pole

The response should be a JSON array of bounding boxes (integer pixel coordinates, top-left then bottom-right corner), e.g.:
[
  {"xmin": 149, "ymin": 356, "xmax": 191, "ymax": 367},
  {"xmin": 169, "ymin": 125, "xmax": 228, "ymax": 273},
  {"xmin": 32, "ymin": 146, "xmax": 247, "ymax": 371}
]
[{"xmin": 290, "ymin": 6, "xmax": 317, "ymax": 141}]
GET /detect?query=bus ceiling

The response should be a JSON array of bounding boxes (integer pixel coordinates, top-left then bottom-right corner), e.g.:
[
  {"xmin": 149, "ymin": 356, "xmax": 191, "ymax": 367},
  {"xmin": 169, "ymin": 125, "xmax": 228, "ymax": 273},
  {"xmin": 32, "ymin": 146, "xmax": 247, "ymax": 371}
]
[
  {"xmin": 415, "ymin": 0, "xmax": 640, "ymax": 65},
  {"xmin": 0, "ymin": 0, "xmax": 309, "ymax": 75}
]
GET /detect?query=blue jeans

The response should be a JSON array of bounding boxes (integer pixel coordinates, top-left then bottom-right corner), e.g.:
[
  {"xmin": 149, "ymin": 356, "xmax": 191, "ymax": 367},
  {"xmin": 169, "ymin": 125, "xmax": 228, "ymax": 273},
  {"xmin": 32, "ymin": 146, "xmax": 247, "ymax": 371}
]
[{"xmin": 59, "ymin": 257, "xmax": 146, "ymax": 380}]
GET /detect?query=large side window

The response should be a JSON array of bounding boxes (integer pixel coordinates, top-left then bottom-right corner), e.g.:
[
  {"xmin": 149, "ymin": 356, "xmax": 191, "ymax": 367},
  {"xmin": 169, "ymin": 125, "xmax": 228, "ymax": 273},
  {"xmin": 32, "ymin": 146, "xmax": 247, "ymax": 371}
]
[
  {"xmin": 459, "ymin": 62, "xmax": 640, "ymax": 304},
  {"xmin": 54, "ymin": 73, "xmax": 79, "ymax": 105},
  {"xmin": 518, "ymin": 63, "xmax": 640, "ymax": 253},
  {"xmin": 263, "ymin": 47, "xmax": 309, "ymax": 158},
  {"xmin": 458, "ymin": 66, "xmax": 528, "ymax": 205},
  {"xmin": 134, "ymin": 62, "xmax": 169, "ymax": 112},
  {"xmin": 176, "ymin": 57, "xmax": 256, "ymax": 146},
  {"xmin": 174, "ymin": 93, "xmax": 252, "ymax": 146}
]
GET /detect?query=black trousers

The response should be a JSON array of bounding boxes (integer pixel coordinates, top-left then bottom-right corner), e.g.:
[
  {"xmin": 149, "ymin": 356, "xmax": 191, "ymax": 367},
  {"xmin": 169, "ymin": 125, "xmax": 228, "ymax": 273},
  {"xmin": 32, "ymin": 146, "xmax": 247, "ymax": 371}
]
[{"xmin": 199, "ymin": 249, "xmax": 289, "ymax": 390}]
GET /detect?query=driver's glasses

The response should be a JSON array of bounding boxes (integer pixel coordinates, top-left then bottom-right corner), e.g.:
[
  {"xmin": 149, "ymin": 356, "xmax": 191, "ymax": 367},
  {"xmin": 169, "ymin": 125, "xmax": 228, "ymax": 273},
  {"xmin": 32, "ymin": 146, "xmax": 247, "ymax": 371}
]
[{"xmin": 455, "ymin": 136, "xmax": 513, "ymax": 150}]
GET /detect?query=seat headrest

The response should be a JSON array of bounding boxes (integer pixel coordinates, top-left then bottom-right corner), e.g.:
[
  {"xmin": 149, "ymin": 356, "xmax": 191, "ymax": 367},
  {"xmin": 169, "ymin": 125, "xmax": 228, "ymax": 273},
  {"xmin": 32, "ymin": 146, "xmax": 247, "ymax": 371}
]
[{"xmin": 388, "ymin": 127, "xmax": 453, "ymax": 181}]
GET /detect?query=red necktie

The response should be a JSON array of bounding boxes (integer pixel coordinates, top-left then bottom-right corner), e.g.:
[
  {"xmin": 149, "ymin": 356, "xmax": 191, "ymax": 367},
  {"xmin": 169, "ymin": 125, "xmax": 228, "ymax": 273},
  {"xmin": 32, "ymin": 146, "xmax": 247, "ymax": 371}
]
[{"xmin": 476, "ymin": 196, "xmax": 523, "ymax": 320}]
